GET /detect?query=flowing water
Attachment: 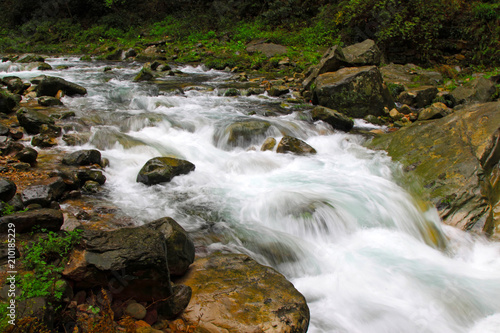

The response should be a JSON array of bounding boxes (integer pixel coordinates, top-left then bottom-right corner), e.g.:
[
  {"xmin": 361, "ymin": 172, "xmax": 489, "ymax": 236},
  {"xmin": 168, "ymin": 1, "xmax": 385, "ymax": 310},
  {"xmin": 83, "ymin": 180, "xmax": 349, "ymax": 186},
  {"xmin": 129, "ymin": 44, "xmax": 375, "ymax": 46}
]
[{"xmin": 3, "ymin": 58, "xmax": 500, "ymax": 332}]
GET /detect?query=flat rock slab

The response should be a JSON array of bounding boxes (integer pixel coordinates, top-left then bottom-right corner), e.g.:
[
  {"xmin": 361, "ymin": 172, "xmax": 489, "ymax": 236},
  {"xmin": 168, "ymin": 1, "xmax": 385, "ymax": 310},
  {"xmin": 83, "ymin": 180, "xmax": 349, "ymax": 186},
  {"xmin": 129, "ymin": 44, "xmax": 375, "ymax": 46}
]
[
  {"xmin": 246, "ymin": 43, "xmax": 288, "ymax": 58},
  {"xmin": 0, "ymin": 208, "xmax": 63, "ymax": 233},
  {"xmin": 177, "ymin": 254, "xmax": 309, "ymax": 333}
]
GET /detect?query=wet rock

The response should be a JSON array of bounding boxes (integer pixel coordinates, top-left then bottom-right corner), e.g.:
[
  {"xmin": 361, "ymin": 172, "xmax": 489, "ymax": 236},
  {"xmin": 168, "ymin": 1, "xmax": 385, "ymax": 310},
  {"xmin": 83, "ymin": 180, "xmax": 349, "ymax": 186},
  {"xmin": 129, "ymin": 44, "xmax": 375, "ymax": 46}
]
[
  {"xmin": 177, "ymin": 254, "xmax": 309, "ymax": 333},
  {"xmin": 451, "ymin": 77, "xmax": 497, "ymax": 104},
  {"xmin": 125, "ymin": 48, "xmax": 137, "ymax": 58},
  {"xmin": 312, "ymin": 66, "xmax": 394, "ymax": 118},
  {"xmin": 31, "ymin": 135, "xmax": 58, "ymax": 148},
  {"xmin": 16, "ymin": 107, "xmax": 55, "ymax": 134},
  {"xmin": 147, "ymin": 217, "xmax": 195, "ymax": 276},
  {"xmin": 134, "ymin": 67, "xmax": 154, "ymax": 82},
  {"xmin": 418, "ymin": 102, "xmax": 452, "ymax": 121},
  {"xmin": 311, "ymin": 106, "xmax": 354, "ymax": 132},
  {"xmin": 302, "ymin": 45, "xmax": 348, "ymax": 91},
  {"xmin": 14, "ymin": 147, "xmax": 38, "ymax": 165},
  {"xmin": 157, "ymin": 284, "xmax": 192, "ymax": 320},
  {"xmin": 37, "ymin": 63, "xmax": 52, "ymax": 71},
  {"xmin": 261, "ymin": 137, "xmax": 277, "ymax": 151},
  {"xmin": 62, "ymin": 149, "xmax": 101, "ymax": 166},
  {"xmin": 397, "ymin": 86, "xmax": 439, "ymax": 109},
  {"xmin": 77, "ymin": 169, "xmax": 106, "ymax": 185},
  {"xmin": 82, "ymin": 180, "xmax": 100, "ymax": 193},
  {"xmin": 17, "ymin": 54, "xmax": 45, "ymax": 63},
  {"xmin": 62, "ymin": 133, "xmax": 91, "ymax": 146},
  {"xmin": 63, "ymin": 225, "xmax": 172, "ymax": 300},
  {"xmin": 343, "ymin": 39, "xmax": 382, "ymax": 66},
  {"xmin": 224, "ymin": 120, "xmax": 271, "ymax": 147},
  {"xmin": 224, "ymin": 88, "xmax": 240, "ymax": 97},
  {"xmin": 277, "ymin": 135, "xmax": 316, "ymax": 155},
  {"xmin": 21, "ymin": 177, "xmax": 66, "ymax": 207},
  {"xmin": 267, "ymin": 85, "xmax": 289, "ymax": 97},
  {"xmin": 368, "ymin": 101, "xmax": 500, "ymax": 236},
  {"xmin": 2, "ymin": 76, "xmax": 28, "ymax": 95},
  {"xmin": 38, "ymin": 96, "xmax": 63, "ymax": 107},
  {"xmin": 105, "ymin": 49, "xmax": 123, "ymax": 61},
  {"xmin": 36, "ymin": 76, "xmax": 87, "ymax": 97},
  {"xmin": 0, "ymin": 124, "xmax": 8, "ymax": 136},
  {"xmin": 0, "ymin": 209, "xmax": 64, "ymax": 233},
  {"xmin": 137, "ymin": 157, "xmax": 195, "ymax": 186},
  {"xmin": 0, "ymin": 177, "xmax": 16, "ymax": 202},
  {"xmin": 0, "ymin": 89, "xmax": 18, "ymax": 114}
]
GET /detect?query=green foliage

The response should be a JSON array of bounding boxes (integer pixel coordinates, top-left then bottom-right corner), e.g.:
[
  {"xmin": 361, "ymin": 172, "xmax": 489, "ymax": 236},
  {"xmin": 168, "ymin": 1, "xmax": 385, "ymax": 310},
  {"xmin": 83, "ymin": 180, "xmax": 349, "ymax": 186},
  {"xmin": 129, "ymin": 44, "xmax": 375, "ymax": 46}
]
[
  {"xmin": 1, "ymin": 202, "xmax": 27, "ymax": 216},
  {"xmin": 19, "ymin": 229, "xmax": 82, "ymax": 301}
]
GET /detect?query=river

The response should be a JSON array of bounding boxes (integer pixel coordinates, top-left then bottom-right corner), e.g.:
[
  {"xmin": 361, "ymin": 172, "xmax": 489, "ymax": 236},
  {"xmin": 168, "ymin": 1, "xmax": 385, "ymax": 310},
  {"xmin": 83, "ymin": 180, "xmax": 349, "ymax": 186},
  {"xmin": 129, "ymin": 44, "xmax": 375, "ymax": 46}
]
[{"xmin": 2, "ymin": 57, "xmax": 500, "ymax": 332}]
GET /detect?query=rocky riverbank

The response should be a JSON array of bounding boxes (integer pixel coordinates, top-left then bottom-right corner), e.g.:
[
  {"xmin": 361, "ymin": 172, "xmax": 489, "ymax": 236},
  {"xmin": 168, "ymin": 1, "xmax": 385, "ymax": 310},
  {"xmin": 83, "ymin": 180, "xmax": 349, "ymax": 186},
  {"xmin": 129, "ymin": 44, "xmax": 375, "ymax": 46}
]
[{"xmin": 0, "ymin": 37, "xmax": 499, "ymax": 331}]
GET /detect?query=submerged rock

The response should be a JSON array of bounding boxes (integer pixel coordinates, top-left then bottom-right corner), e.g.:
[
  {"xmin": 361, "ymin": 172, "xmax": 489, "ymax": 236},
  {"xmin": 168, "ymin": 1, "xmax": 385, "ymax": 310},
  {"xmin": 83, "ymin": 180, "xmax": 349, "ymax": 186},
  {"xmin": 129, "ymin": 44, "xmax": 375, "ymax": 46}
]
[
  {"xmin": 137, "ymin": 157, "xmax": 195, "ymax": 185},
  {"xmin": 224, "ymin": 120, "xmax": 271, "ymax": 147},
  {"xmin": 369, "ymin": 101, "xmax": 500, "ymax": 237},
  {"xmin": 261, "ymin": 137, "xmax": 277, "ymax": 151},
  {"xmin": 312, "ymin": 66, "xmax": 394, "ymax": 118},
  {"xmin": 277, "ymin": 135, "xmax": 316, "ymax": 155},
  {"xmin": 177, "ymin": 254, "xmax": 309, "ymax": 333}
]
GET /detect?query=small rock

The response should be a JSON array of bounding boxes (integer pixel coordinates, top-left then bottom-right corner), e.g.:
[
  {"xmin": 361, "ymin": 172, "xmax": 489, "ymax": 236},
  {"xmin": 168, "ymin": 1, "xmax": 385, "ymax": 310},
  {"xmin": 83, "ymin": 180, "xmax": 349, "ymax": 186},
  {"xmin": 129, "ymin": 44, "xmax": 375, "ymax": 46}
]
[
  {"xmin": 277, "ymin": 135, "xmax": 316, "ymax": 155},
  {"xmin": 126, "ymin": 302, "xmax": 147, "ymax": 320},
  {"xmin": 0, "ymin": 178, "xmax": 16, "ymax": 202},
  {"xmin": 62, "ymin": 149, "xmax": 101, "ymax": 166},
  {"xmin": 261, "ymin": 137, "xmax": 277, "ymax": 151},
  {"xmin": 137, "ymin": 157, "xmax": 195, "ymax": 186}
]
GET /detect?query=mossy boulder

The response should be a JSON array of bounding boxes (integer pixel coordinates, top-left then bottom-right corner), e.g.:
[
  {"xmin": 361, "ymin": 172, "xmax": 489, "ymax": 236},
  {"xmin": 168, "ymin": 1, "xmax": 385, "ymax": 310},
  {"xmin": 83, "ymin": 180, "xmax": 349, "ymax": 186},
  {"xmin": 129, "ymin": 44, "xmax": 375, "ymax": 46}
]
[
  {"xmin": 2, "ymin": 76, "xmax": 28, "ymax": 95},
  {"xmin": 277, "ymin": 135, "xmax": 316, "ymax": 155},
  {"xmin": 177, "ymin": 254, "xmax": 309, "ymax": 333},
  {"xmin": 224, "ymin": 120, "xmax": 272, "ymax": 147},
  {"xmin": 0, "ymin": 89, "xmax": 18, "ymax": 114},
  {"xmin": 302, "ymin": 45, "xmax": 348, "ymax": 91},
  {"xmin": 137, "ymin": 157, "xmax": 195, "ymax": 185},
  {"xmin": 311, "ymin": 106, "xmax": 354, "ymax": 132},
  {"xmin": 312, "ymin": 66, "xmax": 394, "ymax": 118},
  {"xmin": 368, "ymin": 101, "xmax": 500, "ymax": 237},
  {"xmin": 451, "ymin": 77, "xmax": 497, "ymax": 104},
  {"xmin": 343, "ymin": 39, "xmax": 382, "ymax": 66}
]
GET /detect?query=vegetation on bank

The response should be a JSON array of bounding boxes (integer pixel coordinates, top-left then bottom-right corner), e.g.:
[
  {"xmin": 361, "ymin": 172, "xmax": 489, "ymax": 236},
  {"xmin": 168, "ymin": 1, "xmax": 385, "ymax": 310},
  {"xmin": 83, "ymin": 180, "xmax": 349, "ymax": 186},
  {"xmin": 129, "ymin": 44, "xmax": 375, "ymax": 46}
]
[{"xmin": 0, "ymin": 0, "xmax": 498, "ymax": 70}]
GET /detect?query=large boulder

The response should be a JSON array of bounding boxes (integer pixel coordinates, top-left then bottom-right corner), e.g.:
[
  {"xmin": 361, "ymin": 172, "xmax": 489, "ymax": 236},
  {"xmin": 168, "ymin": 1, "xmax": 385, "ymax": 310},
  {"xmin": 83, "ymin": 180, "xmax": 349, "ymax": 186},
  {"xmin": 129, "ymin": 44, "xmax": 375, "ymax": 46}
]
[
  {"xmin": 21, "ymin": 177, "xmax": 66, "ymax": 207},
  {"xmin": 0, "ymin": 89, "xmax": 18, "ymax": 114},
  {"xmin": 36, "ymin": 76, "xmax": 87, "ymax": 97},
  {"xmin": 137, "ymin": 157, "xmax": 195, "ymax": 185},
  {"xmin": 302, "ymin": 45, "xmax": 348, "ymax": 91},
  {"xmin": 62, "ymin": 149, "xmax": 101, "ymax": 166},
  {"xmin": 380, "ymin": 64, "xmax": 443, "ymax": 87},
  {"xmin": 277, "ymin": 135, "xmax": 317, "ymax": 155},
  {"xmin": 147, "ymin": 217, "xmax": 195, "ymax": 276},
  {"xmin": 0, "ymin": 209, "xmax": 63, "ymax": 233},
  {"xmin": 312, "ymin": 66, "xmax": 394, "ymax": 118},
  {"xmin": 311, "ymin": 106, "xmax": 354, "ymax": 132},
  {"xmin": 2, "ymin": 76, "xmax": 29, "ymax": 95},
  {"xmin": 343, "ymin": 39, "xmax": 382, "ymax": 66},
  {"xmin": 177, "ymin": 254, "xmax": 309, "ymax": 333},
  {"xmin": 63, "ymin": 225, "xmax": 173, "ymax": 301},
  {"xmin": 451, "ymin": 77, "xmax": 497, "ymax": 104},
  {"xmin": 368, "ymin": 101, "xmax": 500, "ymax": 237},
  {"xmin": 16, "ymin": 107, "xmax": 55, "ymax": 134},
  {"xmin": 223, "ymin": 120, "xmax": 271, "ymax": 147}
]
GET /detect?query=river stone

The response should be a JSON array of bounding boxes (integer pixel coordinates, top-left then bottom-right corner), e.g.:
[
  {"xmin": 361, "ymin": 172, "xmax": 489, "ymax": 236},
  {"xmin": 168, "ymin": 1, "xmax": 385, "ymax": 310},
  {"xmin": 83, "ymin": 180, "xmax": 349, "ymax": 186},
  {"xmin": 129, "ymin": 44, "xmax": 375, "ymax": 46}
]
[
  {"xmin": 418, "ymin": 103, "xmax": 452, "ymax": 121},
  {"xmin": 62, "ymin": 225, "xmax": 172, "ymax": 300},
  {"xmin": 77, "ymin": 169, "xmax": 106, "ymax": 185},
  {"xmin": 380, "ymin": 64, "xmax": 443, "ymax": 87},
  {"xmin": 312, "ymin": 66, "xmax": 394, "ymax": 118},
  {"xmin": 17, "ymin": 54, "xmax": 45, "ymax": 63},
  {"xmin": 0, "ymin": 124, "xmax": 8, "ymax": 136},
  {"xmin": 177, "ymin": 254, "xmax": 309, "ymax": 333},
  {"xmin": 311, "ymin": 106, "xmax": 354, "ymax": 132},
  {"xmin": 397, "ymin": 86, "xmax": 439, "ymax": 109},
  {"xmin": 0, "ymin": 89, "xmax": 18, "ymax": 114},
  {"xmin": 62, "ymin": 149, "xmax": 102, "ymax": 166},
  {"xmin": 0, "ymin": 209, "xmax": 63, "ymax": 233},
  {"xmin": 137, "ymin": 157, "xmax": 195, "ymax": 185},
  {"xmin": 134, "ymin": 68, "xmax": 154, "ymax": 82},
  {"xmin": 261, "ymin": 137, "xmax": 277, "ymax": 151},
  {"xmin": 36, "ymin": 76, "xmax": 87, "ymax": 97},
  {"xmin": 125, "ymin": 302, "xmax": 147, "ymax": 320},
  {"xmin": 147, "ymin": 217, "xmax": 195, "ymax": 276},
  {"xmin": 451, "ymin": 77, "xmax": 497, "ymax": 104},
  {"xmin": 16, "ymin": 107, "xmax": 55, "ymax": 134},
  {"xmin": 343, "ymin": 39, "xmax": 382, "ymax": 66},
  {"xmin": 267, "ymin": 85, "xmax": 289, "ymax": 97},
  {"xmin": 21, "ymin": 177, "xmax": 66, "ymax": 207},
  {"xmin": 224, "ymin": 120, "xmax": 271, "ymax": 147},
  {"xmin": 302, "ymin": 45, "xmax": 348, "ymax": 91},
  {"xmin": 31, "ymin": 135, "xmax": 58, "ymax": 148},
  {"xmin": 2, "ymin": 76, "xmax": 27, "ymax": 95},
  {"xmin": 14, "ymin": 147, "xmax": 38, "ymax": 165},
  {"xmin": 157, "ymin": 284, "xmax": 192, "ymax": 320},
  {"xmin": 38, "ymin": 96, "xmax": 63, "ymax": 107},
  {"xmin": 277, "ymin": 135, "xmax": 317, "ymax": 155},
  {"xmin": 368, "ymin": 101, "xmax": 500, "ymax": 237},
  {"xmin": 0, "ymin": 178, "xmax": 16, "ymax": 202}
]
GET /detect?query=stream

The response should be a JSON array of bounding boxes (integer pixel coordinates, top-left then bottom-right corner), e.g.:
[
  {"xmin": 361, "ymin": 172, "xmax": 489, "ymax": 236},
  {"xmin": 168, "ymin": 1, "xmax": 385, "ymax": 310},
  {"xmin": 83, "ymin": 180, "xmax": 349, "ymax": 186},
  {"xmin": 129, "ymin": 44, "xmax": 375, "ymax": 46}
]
[{"xmin": 2, "ymin": 57, "xmax": 500, "ymax": 333}]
